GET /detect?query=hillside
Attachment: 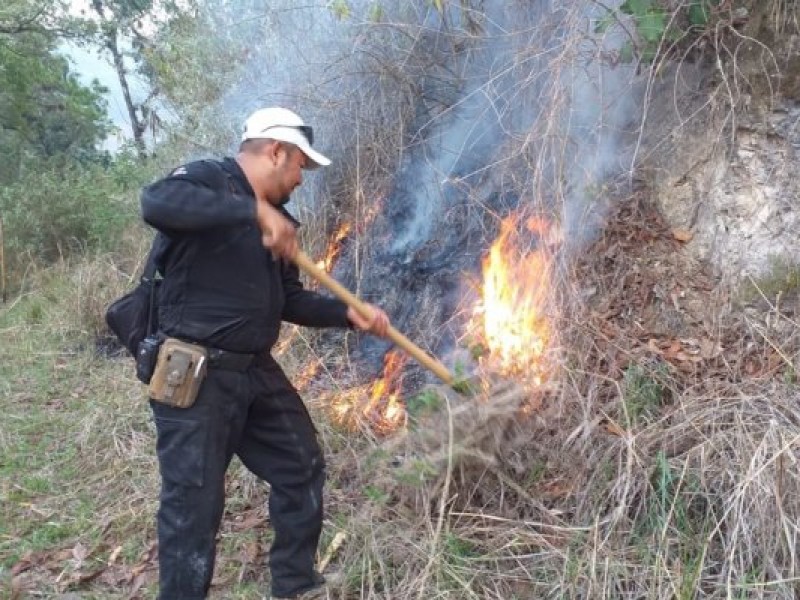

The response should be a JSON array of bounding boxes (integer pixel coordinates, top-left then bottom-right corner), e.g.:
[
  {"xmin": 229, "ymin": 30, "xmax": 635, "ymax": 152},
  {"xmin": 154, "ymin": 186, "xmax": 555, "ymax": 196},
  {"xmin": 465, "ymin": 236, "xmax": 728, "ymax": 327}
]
[{"xmin": 3, "ymin": 1, "xmax": 800, "ymax": 599}]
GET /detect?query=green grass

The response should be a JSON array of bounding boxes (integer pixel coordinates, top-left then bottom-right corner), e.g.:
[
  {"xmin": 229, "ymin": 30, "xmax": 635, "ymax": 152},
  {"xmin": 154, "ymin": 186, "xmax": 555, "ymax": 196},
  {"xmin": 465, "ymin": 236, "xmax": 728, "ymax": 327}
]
[
  {"xmin": 740, "ymin": 255, "xmax": 800, "ymax": 305},
  {"xmin": 621, "ymin": 362, "xmax": 667, "ymax": 427},
  {"xmin": 0, "ymin": 285, "xmax": 161, "ymax": 597},
  {"xmin": 4, "ymin": 247, "xmax": 800, "ymax": 599}
]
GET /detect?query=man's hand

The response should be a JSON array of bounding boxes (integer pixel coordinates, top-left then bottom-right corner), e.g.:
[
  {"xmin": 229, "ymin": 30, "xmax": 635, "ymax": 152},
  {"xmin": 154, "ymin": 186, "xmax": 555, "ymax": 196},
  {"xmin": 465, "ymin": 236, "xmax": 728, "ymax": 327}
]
[
  {"xmin": 347, "ymin": 305, "xmax": 390, "ymax": 338},
  {"xmin": 256, "ymin": 200, "xmax": 298, "ymax": 260}
]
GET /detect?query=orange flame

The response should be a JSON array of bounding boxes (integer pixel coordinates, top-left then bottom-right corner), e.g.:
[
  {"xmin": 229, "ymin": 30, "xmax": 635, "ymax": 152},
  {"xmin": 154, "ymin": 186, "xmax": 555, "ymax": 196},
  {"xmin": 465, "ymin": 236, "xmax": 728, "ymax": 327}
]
[
  {"xmin": 294, "ymin": 360, "xmax": 320, "ymax": 392},
  {"xmin": 316, "ymin": 222, "xmax": 353, "ymax": 272},
  {"xmin": 330, "ymin": 350, "xmax": 407, "ymax": 433},
  {"xmin": 366, "ymin": 350, "xmax": 407, "ymax": 429},
  {"xmin": 472, "ymin": 214, "xmax": 551, "ymax": 380}
]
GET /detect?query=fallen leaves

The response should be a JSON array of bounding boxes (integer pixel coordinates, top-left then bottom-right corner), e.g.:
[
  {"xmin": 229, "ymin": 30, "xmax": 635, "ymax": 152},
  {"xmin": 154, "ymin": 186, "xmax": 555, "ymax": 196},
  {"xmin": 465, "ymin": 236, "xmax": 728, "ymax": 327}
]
[
  {"xmin": 671, "ymin": 228, "xmax": 694, "ymax": 242},
  {"xmin": 646, "ymin": 336, "xmax": 724, "ymax": 364},
  {"xmin": 10, "ymin": 539, "xmax": 159, "ymax": 598}
]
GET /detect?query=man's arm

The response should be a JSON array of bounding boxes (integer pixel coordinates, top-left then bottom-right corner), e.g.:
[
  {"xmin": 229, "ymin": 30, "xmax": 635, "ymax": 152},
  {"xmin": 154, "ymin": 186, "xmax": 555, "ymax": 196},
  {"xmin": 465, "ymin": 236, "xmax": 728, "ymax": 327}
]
[
  {"xmin": 141, "ymin": 161, "xmax": 255, "ymax": 233},
  {"xmin": 280, "ymin": 261, "xmax": 351, "ymax": 328},
  {"xmin": 281, "ymin": 262, "xmax": 389, "ymax": 336},
  {"xmin": 141, "ymin": 160, "xmax": 298, "ymax": 260}
]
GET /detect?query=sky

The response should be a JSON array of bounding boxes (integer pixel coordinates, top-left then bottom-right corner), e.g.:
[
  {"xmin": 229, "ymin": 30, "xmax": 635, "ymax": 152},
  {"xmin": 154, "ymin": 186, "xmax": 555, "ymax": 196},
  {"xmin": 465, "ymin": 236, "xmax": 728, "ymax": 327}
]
[
  {"xmin": 62, "ymin": 0, "xmax": 153, "ymax": 146},
  {"xmin": 62, "ymin": 41, "xmax": 132, "ymax": 142}
]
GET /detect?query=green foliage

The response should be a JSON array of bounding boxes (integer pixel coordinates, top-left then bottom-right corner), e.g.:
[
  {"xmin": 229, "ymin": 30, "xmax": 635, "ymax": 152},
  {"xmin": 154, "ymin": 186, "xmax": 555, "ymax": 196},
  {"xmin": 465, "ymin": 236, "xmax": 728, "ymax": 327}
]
[
  {"xmin": 524, "ymin": 460, "xmax": 547, "ymax": 487},
  {"xmin": 621, "ymin": 363, "xmax": 666, "ymax": 426},
  {"xmin": 736, "ymin": 568, "xmax": 766, "ymax": 599},
  {"xmin": 142, "ymin": 3, "xmax": 244, "ymax": 119},
  {"xmin": 364, "ymin": 484, "xmax": 389, "ymax": 504},
  {"xmin": 740, "ymin": 255, "xmax": 800, "ymax": 304},
  {"xmin": 624, "ymin": 453, "xmax": 712, "ymax": 600},
  {"xmin": 648, "ymin": 451, "xmax": 682, "ymax": 532},
  {"xmin": 0, "ymin": 0, "xmax": 65, "ymax": 35},
  {"xmin": 451, "ymin": 377, "xmax": 478, "ymax": 396},
  {"xmin": 443, "ymin": 532, "xmax": 477, "ymax": 561},
  {"xmin": 406, "ymin": 388, "xmax": 442, "ymax": 418},
  {"xmin": 596, "ymin": 0, "xmax": 722, "ymax": 64},
  {"xmin": 0, "ymin": 2, "xmax": 125, "ymax": 284},
  {"xmin": 687, "ymin": 0, "xmax": 717, "ymax": 27},
  {"xmin": 330, "ymin": 0, "xmax": 351, "ymax": 20},
  {"xmin": 0, "ymin": 152, "xmax": 152, "ymax": 281},
  {"xmin": 0, "ymin": 31, "xmax": 110, "ymax": 180},
  {"xmin": 622, "ymin": 0, "xmax": 667, "ymax": 42},
  {"xmin": 368, "ymin": 2, "xmax": 385, "ymax": 22},
  {"xmin": 58, "ymin": 0, "xmax": 201, "ymax": 153},
  {"xmin": 449, "ymin": 360, "xmax": 479, "ymax": 395},
  {"xmin": 469, "ymin": 341, "xmax": 488, "ymax": 360},
  {"xmin": 640, "ymin": 452, "xmax": 711, "ymax": 549}
]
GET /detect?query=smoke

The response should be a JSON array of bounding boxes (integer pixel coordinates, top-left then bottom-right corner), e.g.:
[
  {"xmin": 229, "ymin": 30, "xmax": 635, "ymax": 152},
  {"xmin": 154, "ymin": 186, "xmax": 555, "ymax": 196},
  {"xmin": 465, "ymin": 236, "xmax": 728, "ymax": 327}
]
[{"xmin": 202, "ymin": 0, "xmax": 643, "ymax": 380}]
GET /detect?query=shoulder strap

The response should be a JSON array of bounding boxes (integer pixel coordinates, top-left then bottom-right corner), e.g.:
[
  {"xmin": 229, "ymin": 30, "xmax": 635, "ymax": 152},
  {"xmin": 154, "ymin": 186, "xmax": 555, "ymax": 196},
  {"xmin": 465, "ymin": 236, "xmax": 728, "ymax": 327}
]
[
  {"xmin": 141, "ymin": 232, "xmax": 169, "ymax": 336},
  {"xmin": 141, "ymin": 245, "xmax": 159, "ymax": 281},
  {"xmin": 141, "ymin": 231, "xmax": 169, "ymax": 281}
]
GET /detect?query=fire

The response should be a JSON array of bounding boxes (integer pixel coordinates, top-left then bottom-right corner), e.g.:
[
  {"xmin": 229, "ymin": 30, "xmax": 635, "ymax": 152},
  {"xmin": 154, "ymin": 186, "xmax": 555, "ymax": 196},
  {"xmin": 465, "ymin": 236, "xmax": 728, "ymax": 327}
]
[
  {"xmin": 329, "ymin": 350, "xmax": 407, "ymax": 433},
  {"xmin": 316, "ymin": 222, "xmax": 352, "ymax": 272},
  {"xmin": 294, "ymin": 360, "xmax": 320, "ymax": 392},
  {"xmin": 314, "ymin": 194, "xmax": 386, "ymax": 273},
  {"xmin": 471, "ymin": 214, "xmax": 552, "ymax": 380},
  {"xmin": 365, "ymin": 350, "xmax": 407, "ymax": 428}
]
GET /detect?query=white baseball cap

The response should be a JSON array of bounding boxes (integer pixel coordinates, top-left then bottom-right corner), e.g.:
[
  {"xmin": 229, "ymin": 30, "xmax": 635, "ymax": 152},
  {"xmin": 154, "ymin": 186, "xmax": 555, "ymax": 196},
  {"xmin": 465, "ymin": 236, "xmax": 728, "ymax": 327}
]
[{"xmin": 241, "ymin": 107, "xmax": 331, "ymax": 169}]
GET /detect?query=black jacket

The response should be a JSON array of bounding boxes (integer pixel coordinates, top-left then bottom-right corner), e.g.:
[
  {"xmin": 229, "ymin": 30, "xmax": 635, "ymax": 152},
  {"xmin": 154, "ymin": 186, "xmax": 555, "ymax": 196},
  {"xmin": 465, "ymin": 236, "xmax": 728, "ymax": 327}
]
[{"xmin": 140, "ymin": 157, "xmax": 350, "ymax": 354}]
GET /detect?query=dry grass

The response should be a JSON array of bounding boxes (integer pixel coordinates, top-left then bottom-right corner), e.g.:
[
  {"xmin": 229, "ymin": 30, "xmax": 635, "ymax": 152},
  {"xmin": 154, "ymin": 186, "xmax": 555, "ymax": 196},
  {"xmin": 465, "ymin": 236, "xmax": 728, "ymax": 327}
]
[
  {"xmin": 305, "ymin": 193, "xmax": 800, "ymax": 600},
  {"xmin": 4, "ymin": 1, "xmax": 800, "ymax": 599},
  {"xmin": 4, "ymin": 196, "xmax": 800, "ymax": 600}
]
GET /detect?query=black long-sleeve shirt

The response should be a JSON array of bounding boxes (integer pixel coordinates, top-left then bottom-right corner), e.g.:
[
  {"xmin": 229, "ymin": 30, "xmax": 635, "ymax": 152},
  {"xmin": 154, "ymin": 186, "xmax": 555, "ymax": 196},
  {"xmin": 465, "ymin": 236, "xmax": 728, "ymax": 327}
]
[{"xmin": 140, "ymin": 157, "xmax": 350, "ymax": 354}]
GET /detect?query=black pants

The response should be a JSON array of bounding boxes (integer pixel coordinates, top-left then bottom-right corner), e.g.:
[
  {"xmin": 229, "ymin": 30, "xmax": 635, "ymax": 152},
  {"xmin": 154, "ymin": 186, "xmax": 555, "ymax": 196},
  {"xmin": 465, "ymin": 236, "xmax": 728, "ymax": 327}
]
[{"xmin": 149, "ymin": 357, "xmax": 325, "ymax": 599}]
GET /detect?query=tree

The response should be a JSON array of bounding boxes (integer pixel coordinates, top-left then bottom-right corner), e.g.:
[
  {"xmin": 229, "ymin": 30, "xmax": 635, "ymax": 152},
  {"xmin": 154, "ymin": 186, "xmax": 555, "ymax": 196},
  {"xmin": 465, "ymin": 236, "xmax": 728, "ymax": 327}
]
[
  {"xmin": 72, "ymin": 0, "xmax": 198, "ymax": 157},
  {"xmin": 0, "ymin": 16, "xmax": 110, "ymax": 183},
  {"xmin": 0, "ymin": 0, "xmax": 64, "ymax": 36}
]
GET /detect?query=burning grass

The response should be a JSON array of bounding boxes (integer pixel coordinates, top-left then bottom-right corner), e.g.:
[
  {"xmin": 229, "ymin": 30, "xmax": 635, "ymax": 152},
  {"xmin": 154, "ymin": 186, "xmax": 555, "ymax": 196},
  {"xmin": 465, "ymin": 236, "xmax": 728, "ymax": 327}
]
[
  {"xmin": 309, "ymin": 192, "xmax": 800, "ymax": 598},
  {"xmin": 467, "ymin": 214, "xmax": 554, "ymax": 384},
  {"xmin": 4, "ymin": 193, "xmax": 800, "ymax": 598}
]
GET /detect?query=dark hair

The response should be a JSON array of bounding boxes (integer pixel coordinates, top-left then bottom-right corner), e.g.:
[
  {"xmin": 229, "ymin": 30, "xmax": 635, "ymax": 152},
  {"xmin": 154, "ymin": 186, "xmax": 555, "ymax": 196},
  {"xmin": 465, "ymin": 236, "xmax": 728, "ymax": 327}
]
[{"xmin": 239, "ymin": 138, "xmax": 299, "ymax": 155}]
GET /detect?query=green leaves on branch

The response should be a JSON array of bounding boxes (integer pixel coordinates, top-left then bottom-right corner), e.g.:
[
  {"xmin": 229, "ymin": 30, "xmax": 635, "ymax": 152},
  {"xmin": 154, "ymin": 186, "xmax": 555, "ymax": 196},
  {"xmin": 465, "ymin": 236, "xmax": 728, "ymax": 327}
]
[
  {"xmin": 143, "ymin": 8, "xmax": 244, "ymax": 118},
  {"xmin": 329, "ymin": 0, "xmax": 351, "ymax": 20},
  {"xmin": 596, "ymin": 0, "xmax": 722, "ymax": 64},
  {"xmin": 329, "ymin": 1, "xmax": 387, "ymax": 22},
  {"xmin": 0, "ymin": 27, "xmax": 110, "ymax": 176},
  {"xmin": 688, "ymin": 0, "xmax": 718, "ymax": 26},
  {"xmin": 0, "ymin": 153, "xmax": 153, "ymax": 283}
]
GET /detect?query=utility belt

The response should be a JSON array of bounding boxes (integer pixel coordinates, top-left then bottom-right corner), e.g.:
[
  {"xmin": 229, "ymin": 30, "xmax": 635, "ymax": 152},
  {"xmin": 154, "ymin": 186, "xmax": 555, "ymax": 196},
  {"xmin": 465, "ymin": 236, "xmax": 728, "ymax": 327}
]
[
  {"xmin": 137, "ymin": 336, "xmax": 259, "ymax": 408},
  {"xmin": 207, "ymin": 347, "xmax": 257, "ymax": 372}
]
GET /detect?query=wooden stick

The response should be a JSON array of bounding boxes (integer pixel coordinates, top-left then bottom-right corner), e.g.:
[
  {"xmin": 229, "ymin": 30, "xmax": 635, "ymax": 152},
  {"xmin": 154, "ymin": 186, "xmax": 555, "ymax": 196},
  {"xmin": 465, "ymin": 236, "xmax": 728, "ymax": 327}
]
[
  {"xmin": 318, "ymin": 530, "xmax": 347, "ymax": 573},
  {"xmin": 293, "ymin": 250, "xmax": 454, "ymax": 385}
]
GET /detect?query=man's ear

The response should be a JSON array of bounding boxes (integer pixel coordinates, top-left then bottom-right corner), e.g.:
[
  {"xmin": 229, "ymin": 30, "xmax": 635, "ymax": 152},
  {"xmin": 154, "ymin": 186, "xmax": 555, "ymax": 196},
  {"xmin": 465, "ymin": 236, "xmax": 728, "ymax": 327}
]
[{"xmin": 264, "ymin": 140, "xmax": 283, "ymax": 165}]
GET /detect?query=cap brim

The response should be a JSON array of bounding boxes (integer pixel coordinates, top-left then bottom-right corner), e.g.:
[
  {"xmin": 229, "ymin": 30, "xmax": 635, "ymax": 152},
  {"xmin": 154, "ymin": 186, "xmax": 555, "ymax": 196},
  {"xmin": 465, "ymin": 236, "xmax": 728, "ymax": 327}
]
[
  {"xmin": 242, "ymin": 125, "xmax": 331, "ymax": 169},
  {"xmin": 300, "ymin": 145, "xmax": 331, "ymax": 170}
]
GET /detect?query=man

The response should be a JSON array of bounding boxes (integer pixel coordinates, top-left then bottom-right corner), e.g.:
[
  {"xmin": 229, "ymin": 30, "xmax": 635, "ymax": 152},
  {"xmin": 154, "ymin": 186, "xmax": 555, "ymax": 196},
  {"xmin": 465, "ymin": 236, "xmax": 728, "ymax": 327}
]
[{"xmin": 140, "ymin": 106, "xmax": 389, "ymax": 599}]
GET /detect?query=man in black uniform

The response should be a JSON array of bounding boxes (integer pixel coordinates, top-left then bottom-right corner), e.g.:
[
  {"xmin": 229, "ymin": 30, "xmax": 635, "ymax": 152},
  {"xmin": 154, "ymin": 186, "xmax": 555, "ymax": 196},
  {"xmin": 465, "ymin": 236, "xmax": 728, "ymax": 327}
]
[{"xmin": 140, "ymin": 106, "xmax": 389, "ymax": 599}]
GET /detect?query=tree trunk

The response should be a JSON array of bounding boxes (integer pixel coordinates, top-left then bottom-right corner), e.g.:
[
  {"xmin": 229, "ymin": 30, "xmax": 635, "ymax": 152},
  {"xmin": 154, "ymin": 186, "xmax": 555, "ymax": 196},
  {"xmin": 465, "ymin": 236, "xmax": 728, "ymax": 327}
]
[
  {"xmin": 105, "ymin": 30, "xmax": 147, "ymax": 157},
  {"xmin": 91, "ymin": 0, "xmax": 147, "ymax": 158}
]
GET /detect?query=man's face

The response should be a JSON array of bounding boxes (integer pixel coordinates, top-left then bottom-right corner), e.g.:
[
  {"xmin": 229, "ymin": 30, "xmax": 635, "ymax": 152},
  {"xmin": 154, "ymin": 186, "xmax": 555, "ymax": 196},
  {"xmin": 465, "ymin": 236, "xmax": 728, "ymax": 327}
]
[{"xmin": 275, "ymin": 144, "xmax": 307, "ymax": 200}]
